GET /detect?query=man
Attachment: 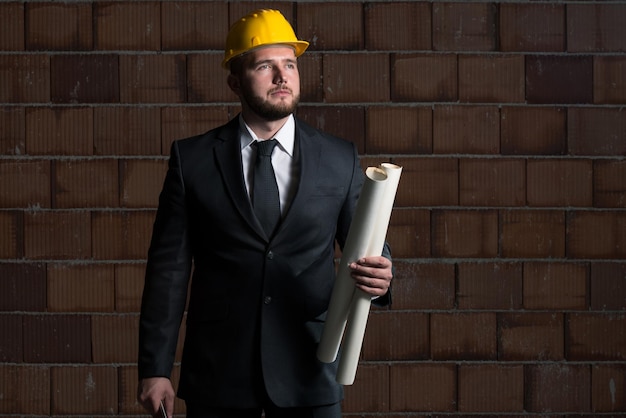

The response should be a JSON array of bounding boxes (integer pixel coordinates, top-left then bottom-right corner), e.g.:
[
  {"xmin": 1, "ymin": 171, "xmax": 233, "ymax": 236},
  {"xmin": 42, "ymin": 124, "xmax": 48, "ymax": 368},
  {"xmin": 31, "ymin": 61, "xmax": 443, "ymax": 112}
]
[{"xmin": 137, "ymin": 9, "xmax": 393, "ymax": 418}]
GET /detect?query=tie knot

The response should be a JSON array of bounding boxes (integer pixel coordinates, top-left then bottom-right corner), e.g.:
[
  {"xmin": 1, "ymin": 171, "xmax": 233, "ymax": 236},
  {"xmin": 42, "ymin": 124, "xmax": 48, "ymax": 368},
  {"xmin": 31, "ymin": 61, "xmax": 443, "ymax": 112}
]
[{"xmin": 255, "ymin": 139, "xmax": 277, "ymax": 157}]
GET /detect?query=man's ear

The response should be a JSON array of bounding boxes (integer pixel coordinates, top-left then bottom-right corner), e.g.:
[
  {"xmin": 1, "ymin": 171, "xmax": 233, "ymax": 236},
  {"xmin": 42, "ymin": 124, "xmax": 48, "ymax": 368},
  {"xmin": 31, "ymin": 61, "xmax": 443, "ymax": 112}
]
[{"xmin": 227, "ymin": 74, "xmax": 241, "ymax": 96}]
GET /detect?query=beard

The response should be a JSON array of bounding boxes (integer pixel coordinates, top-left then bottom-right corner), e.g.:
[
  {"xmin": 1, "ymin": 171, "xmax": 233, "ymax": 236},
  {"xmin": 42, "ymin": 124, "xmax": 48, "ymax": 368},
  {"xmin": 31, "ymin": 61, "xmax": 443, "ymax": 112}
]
[{"xmin": 241, "ymin": 84, "xmax": 300, "ymax": 121}]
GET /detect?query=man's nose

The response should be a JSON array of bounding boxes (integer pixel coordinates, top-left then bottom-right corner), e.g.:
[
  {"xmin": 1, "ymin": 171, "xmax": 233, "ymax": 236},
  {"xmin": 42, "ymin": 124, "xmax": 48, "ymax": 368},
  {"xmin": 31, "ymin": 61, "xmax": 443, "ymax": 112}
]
[{"xmin": 274, "ymin": 68, "xmax": 287, "ymax": 84}]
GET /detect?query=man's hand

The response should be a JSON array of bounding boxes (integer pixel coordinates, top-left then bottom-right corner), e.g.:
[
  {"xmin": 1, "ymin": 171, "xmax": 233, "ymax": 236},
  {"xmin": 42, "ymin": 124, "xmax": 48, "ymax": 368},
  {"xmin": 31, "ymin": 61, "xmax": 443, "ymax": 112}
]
[
  {"xmin": 349, "ymin": 256, "xmax": 393, "ymax": 297},
  {"xmin": 137, "ymin": 377, "xmax": 175, "ymax": 418}
]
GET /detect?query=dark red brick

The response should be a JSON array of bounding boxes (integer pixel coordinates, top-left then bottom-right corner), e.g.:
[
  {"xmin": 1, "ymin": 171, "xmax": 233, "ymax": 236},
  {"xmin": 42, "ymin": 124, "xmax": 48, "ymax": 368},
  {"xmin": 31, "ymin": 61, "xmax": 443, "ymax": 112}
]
[
  {"xmin": 392, "ymin": 54, "xmax": 457, "ymax": 102},
  {"xmin": 115, "ymin": 264, "xmax": 145, "ymax": 312},
  {"xmin": 120, "ymin": 54, "xmax": 186, "ymax": 103},
  {"xmin": 567, "ymin": 313, "xmax": 626, "ymax": 361},
  {"xmin": 94, "ymin": 2, "xmax": 160, "ymax": 50},
  {"xmin": 24, "ymin": 211, "xmax": 91, "ymax": 259},
  {"xmin": 25, "ymin": 2, "xmax": 92, "ymax": 50},
  {"xmin": 390, "ymin": 364, "xmax": 456, "ymax": 411},
  {"xmin": 187, "ymin": 53, "xmax": 234, "ymax": 103},
  {"xmin": 91, "ymin": 211, "xmax": 154, "ymax": 260},
  {"xmin": 365, "ymin": 3, "xmax": 431, "ymax": 51},
  {"xmin": 527, "ymin": 159, "xmax": 593, "ymax": 207},
  {"xmin": 592, "ymin": 364, "xmax": 626, "ymax": 412},
  {"xmin": 501, "ymin": 106, "xmax": 567, "ymax": 155},
  {"xmin": 458, "ymin": 364, "xmax": 524, "ymax": 412},
  {"xmin": 323, "ymin": 54, "xmax": 390, "ymax": 103},
  {"xmin": 92, "ymin": 315, "xmax": 138, "ymax": 363},
  {"xmin": 526, "ymin": 363, "xmax": 591, "ymax": 412},
  {"xmin": 23, "ymin": 315, "xmax": 91, "ymax": 363},
  {"xmin": 0, "ymin": 263, "xmax": 47, "ymax": 311},
  {"xmin": 0, "ymin": 107, "xmax": 25, "ymax": 155},
  {"xmin": 431, "ymin": 313, "xmax": 497, "ymax": 360},
  {"xmin": 0, "ymin": 55, "xmax": 50, "ymax": 103},
  {"xmin": 432, "ymin": 210, "xmax": 498, "ymax": 258},
  {"xmin": 391, "ymin": 262, "xmax": 455, "ymax": 310},
  {"xmin": 498, "ymin": 312, "xmax": 564, "ymax": 361},
  {"xmin": 298, "ymin": 53, "xmax": 323, "ymax": 103},
  {"xmin": 120, "ymin": 159, "xmax": 168, "ymax": 208},
  {"xmin": 47, "ymin": 264, "xmax": 115, "ymax": 313},
  {"xmin": 94, "ymin": 107, "xmax": 161, "ymax": 155},
  {"xmin": 457, "ymin": 262, "xmax": 523, "ymax": 310},
  {"xmin": 433, "ymin": 2, "xmax": 497, "ymax": 51},
  {"xmin": 568, "ymin": 4, "xmax": 626, "ymax": 52},
  {"xmin": 567, "ymin": 211, "xmax": 626, "ymax": 259},
  {"xmin": 297, "ymin": 3, "xmax": 363, "ymax": 50},
  {"xmin": 460, "ymin": 158, "xmax": 525, "ymax": 206},
  {"xmin": 590, "ymin": 262, "xmax": 626, "ymax": 311},
  {"xmin": 568, "ymin": 108, "xmax": 626, "ymax": 156},
  {"xmin": 500, "ymin": 3, "xmax": 565, "ymax": 52},
  {"xmin": 0, "ymin": 365, "xmax": 50, "ymax": 414},
  {"xmin": 366, "ymin": 107, "xmax": 432, "ymax": 154},
  {"xmin": 594, "ymin": 160, "xmax": 626, "ymax": 209},
  {"xmin": 51, "ymin": 366, "xmax": 117, "ymax": 414},
  {"xmin": 594, "ymin": 56, "xmax": 626, "ymax": 104},
  {"xmin": 458, "ymin": 55, "xmax": 525, "ymax": 103},
  {"xmin": 25, "ymin": 107, "xmax": 94, "ymax": 155},
  {"xmin": 433, "ymin": 105, "xmax": 500, "ymax": 154},
  {"xmin": 523, "ymin": 262, "xmax": 588, "ymax": 310},
  {"xmin": 386, "ymin": 209, "xmax": 430, "ymax": 259},
  {"xmin": 343, "ymin": 364, "xmax": 389, "ymax": 413},
  {"xmin": 501, "ymin": 210, "xmax": 566, "ymax": 258},
  {"xmin": 526, "ymin": 55, "xmax": 593, "ymax": 104},
  {"xmin": 161, "ymin": 106, "xmax": 230, "ymax": 154},
  {"xmin": 0, "ymin": 160, "xmax": 51, "ymax": 208},
  {"xmin": 297, "ymin": 106, "xmax": 365, "ymax": 153},
  {"xmin": 0, "ymin": 314, "xmax": 22, "ymax": 361},
  {"xmin": 54, "ymin": 159, "xmax": 119, "ymax": 208},
  {"xmin": 0, "ymin": 212, "xmax": 20, "ymax": 259},
  {"xmin": 161, "ymin": 2, "xmax": 228, "ymax": 51},
  {"xmin": 363, "ymin": 311, "xmax": 429, "ymax": 361},
  {"xmin": 393, "ymin": 158, "xmax": 458, "ymax": 207},
  {"xmin": 51, "ymin": 55, "xmax": 119, "ymax": 103},
  {"xmin": 0, "ymin": 3, "xmax": 24, "ymax": 50}
]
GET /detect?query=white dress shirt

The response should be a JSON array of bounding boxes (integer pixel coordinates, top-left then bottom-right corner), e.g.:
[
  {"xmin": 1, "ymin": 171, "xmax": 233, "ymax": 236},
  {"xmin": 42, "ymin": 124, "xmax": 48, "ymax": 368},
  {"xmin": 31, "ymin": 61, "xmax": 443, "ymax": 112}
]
[{"xmin": 239, "ymin": 114, "xmax": 299, "ymax": 216}]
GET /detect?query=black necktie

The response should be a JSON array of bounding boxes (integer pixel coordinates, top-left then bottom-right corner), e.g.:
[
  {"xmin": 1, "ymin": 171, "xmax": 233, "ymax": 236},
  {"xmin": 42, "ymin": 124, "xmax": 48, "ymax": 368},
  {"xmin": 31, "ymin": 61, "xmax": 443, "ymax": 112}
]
[{"xmin": 253, "ymin": 139, "xmax": 281, "ymax": 237}]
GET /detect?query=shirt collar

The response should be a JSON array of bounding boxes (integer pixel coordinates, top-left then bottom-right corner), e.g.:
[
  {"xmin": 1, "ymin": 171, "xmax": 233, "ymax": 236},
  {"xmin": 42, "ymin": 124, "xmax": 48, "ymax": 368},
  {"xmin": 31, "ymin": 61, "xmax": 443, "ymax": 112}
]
[{"xmin": 239, "ymin": 114, "xmax": 295, "ymax": 157}]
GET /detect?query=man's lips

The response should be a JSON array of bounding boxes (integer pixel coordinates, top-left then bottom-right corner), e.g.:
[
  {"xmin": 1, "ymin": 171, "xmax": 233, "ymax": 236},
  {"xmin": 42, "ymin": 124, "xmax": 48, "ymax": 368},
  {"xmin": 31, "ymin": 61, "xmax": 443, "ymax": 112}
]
[{"xmin": 270, "ymin": 88, "xmax": 292, "ymax": 96}]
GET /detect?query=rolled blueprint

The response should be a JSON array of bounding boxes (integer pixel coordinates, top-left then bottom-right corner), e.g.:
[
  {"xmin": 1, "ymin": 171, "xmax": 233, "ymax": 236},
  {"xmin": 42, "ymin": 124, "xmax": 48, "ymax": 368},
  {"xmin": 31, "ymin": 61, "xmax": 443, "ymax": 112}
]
[
  {"xmin": 317, "ymin": 166, "xmax": 389, "ymax": 363},
  {"xmin": 336, "ymin": 163, "xmax": 403, "ymax": 385}
]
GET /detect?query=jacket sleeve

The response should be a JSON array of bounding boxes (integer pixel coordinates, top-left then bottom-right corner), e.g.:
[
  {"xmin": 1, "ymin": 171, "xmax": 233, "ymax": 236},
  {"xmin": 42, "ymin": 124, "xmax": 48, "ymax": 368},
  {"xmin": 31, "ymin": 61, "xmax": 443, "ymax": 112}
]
[{"xmin": 138, "ymin": 141, "xmax": 192, "ymax": 379}]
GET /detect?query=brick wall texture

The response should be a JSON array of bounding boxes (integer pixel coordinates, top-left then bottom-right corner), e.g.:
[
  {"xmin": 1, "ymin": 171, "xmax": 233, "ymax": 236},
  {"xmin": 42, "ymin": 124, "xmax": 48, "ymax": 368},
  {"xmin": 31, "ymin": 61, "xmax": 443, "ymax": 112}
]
[{"xmin": 1, "ymin": 1, "xmax": 625, "ymax": 416}]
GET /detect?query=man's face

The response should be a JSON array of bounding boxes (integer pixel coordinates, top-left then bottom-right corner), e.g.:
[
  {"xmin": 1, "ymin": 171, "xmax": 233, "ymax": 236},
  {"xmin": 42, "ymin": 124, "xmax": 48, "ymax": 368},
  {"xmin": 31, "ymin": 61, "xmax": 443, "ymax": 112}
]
[{"xmin": 233, "ymin": 46, "xmax": 301, "ymax": 121}]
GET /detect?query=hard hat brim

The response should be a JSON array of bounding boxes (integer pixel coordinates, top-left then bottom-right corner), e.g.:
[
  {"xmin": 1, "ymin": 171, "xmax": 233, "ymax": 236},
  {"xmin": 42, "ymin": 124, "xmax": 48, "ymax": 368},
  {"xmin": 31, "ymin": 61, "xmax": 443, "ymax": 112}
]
[{"xmin": 222, "ymin": 40, "xmax": 309, "ymax": 70}]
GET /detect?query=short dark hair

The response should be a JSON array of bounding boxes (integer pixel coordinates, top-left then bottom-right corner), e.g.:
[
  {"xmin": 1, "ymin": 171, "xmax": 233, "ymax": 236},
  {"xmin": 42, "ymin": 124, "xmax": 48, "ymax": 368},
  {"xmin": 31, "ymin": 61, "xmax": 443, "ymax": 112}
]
[{"xmin": 228, "ymin": 54, "xmax": 250, "ymax": 76}]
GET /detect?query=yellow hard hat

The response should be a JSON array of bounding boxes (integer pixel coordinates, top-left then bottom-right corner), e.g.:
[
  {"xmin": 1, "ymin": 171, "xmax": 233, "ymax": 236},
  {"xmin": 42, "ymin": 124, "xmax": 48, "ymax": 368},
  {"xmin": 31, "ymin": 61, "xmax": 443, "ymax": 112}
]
[{"xmin": 222, "ymin": 9, "xmax": 309, "ymax": 69}]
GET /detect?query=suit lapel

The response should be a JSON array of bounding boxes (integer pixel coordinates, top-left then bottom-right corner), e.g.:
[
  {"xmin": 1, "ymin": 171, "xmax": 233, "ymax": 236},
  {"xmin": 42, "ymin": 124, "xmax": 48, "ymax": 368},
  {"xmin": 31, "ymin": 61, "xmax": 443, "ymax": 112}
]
[
  {"xmin": 213, "ymin": 118, "xmax": 267, "ymax": 240},
  {"xmin": 274, "ymin": 120, "xmax": 322, "ymax": 241}
]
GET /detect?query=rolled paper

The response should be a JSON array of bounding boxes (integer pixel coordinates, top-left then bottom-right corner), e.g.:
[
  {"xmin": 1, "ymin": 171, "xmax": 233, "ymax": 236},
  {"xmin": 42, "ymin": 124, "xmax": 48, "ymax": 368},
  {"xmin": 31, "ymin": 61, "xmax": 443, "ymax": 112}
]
[
  {"xmin": 317, "ymin": 166, "xmax": 388, "ymax": 363},
  {"xmin": 335, "ymin": 288, "xmax": 371, "ymax": 385},
  {"xmin": 335, "ymin": 163, "xmax": 402, "ymax": 385}
]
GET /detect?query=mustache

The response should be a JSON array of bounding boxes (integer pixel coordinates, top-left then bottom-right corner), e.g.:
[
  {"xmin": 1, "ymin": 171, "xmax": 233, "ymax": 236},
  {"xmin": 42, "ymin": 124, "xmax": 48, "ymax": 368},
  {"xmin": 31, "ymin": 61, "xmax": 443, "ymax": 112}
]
[{"xmin": 269, "ymin": 86, "xmax": 293, "ymax": 94}]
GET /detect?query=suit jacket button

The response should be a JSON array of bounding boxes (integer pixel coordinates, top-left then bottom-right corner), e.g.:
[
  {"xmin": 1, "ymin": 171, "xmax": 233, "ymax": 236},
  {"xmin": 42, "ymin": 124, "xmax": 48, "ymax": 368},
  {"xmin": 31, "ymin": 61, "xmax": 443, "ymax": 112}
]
[
  {"xmin": 266, "ymin": 251, "xmax": 274, "ymax": 259},
  {"xmin": 264, "ymin": 296, "xmax": 272, "ymax": 305}
]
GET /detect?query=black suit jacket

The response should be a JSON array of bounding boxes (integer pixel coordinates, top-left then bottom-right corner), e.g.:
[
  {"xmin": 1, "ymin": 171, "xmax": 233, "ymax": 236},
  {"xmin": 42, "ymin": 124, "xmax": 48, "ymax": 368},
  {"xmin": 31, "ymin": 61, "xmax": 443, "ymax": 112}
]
[{"xmin": 138, "ymin": 116, "xmax": 390, "ymax": 408}]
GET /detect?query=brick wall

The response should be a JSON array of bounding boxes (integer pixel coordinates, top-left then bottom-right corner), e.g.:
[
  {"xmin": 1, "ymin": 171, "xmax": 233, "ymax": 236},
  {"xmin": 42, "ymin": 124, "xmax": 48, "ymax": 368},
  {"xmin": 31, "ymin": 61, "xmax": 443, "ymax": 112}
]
[{"xmin": 1, "ymin": 1, "xmax": 625, "ymax": 416}]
